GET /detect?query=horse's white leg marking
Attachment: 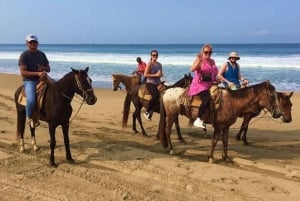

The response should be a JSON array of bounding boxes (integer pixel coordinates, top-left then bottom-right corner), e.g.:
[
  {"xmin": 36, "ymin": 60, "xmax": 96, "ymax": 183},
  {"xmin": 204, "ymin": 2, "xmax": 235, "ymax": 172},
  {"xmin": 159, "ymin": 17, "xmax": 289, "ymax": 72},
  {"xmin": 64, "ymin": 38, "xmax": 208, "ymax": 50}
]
[
  {"xmin": 31, "ymin": 137, "xmax": 38, "ymax": 151},
  {"xmin": 20, "ymin": 138, "xmax": 25, "ymax": 152}
]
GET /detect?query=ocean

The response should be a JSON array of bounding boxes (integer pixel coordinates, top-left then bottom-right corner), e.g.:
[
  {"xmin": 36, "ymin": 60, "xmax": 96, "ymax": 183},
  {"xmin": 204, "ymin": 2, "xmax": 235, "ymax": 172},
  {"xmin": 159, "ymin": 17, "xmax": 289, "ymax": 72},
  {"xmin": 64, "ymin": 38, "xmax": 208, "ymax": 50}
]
[{"xmin": 0, "ymin": 44, "xmax": 300, "ymax": 91}]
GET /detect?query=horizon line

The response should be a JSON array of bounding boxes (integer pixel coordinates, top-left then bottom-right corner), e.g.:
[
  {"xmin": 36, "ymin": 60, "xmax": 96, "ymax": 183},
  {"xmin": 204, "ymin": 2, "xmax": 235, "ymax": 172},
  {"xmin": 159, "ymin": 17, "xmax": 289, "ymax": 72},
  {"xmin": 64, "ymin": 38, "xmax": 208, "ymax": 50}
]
[{"xmin": 1, "ymin": 42, "xmax": 300, "ymax": 45}]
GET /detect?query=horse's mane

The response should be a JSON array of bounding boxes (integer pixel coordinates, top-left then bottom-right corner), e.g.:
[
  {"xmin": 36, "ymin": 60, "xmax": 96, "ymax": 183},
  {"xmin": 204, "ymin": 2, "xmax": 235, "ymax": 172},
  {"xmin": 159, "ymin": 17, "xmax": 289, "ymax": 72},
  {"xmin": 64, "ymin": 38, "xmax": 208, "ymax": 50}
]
[
  {"xmin": 113, "ymin": 73, "xmax": 139, "ymax": 78},
  {"xmin": 56, "ymin": 71, "xmax": 74, "ymax": 82},
  {"xmin": 224, "ymin": 81, "xmax": 272, "ymax": 98}
]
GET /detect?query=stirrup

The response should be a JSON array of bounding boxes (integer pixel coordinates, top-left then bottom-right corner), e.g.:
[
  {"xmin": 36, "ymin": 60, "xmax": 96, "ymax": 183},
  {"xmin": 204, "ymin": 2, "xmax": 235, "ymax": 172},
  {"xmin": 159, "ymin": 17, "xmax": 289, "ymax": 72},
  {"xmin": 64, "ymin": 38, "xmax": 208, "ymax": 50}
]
[{"xmin": 28, "ymin": 119, "xmax": 40, "ymax": 128}]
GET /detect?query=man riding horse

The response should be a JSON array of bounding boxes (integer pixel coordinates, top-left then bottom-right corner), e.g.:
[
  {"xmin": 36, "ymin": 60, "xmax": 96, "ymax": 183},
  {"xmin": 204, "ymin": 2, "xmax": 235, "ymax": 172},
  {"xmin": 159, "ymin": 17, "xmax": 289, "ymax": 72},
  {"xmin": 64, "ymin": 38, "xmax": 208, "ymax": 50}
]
[{"xmin": 18, "ymin": 34, "xmax": 50, "ymax": 128}]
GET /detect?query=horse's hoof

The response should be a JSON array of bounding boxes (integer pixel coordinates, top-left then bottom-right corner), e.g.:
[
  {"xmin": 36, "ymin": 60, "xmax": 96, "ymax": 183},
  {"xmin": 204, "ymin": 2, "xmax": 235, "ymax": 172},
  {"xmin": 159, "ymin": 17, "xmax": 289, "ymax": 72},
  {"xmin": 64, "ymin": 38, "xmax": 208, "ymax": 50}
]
[
  {"xmin": 49, "ymin": 161, "xmax": 58, "ymax": 168},
  {"xmin": 68, "ymin": 159, "xmax": 75, "ymax": 164},
  {"xmin": 169, "ymin": 150, "xmax": 175, "ymax": 155},
  {"xmin": 20, "ymin": 147, "xmax": 25, "ymax": 153},
  {"xmin": 33, "ymin": 145, "xmax": 39, "ymax": 151},
  {"xmin": 243, "ymin": 141, "xmax": 249, "ymax": 146},
  {"xmin": 235, "ymin": 136, "xmax": 241, "ymax": 141},
  {"xmin": 142, "ymin": 133, "xmax": 149, "ymax": 137},
  {"xmin": 208, "ymin": 157, "xmax": 215, "ymax": 163},
  {"xmin": 179, "ymin": 138, "xmax": 186, "ymax": 143},
  {"xmin": 222, "ymin": 157, "xmax": 232, "ymax": 162}
]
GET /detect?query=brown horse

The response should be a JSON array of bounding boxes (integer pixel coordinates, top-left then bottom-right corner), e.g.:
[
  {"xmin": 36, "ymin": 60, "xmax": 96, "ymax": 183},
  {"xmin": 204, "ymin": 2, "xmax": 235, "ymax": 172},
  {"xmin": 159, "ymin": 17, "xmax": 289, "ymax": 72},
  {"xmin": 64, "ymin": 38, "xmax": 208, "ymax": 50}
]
[
  {"xmin": 15, "ymin": 67, "xmax": 97, "ymax": 167},
  {"xmin": 122, "ymin": 74, "xmax": 192, "ymax": 138},
  {"xmin": 236, "ymin": 91, "xmax": 293, "ymax": 145},
  {"xmin": 159, "ymin": 81, "xmax": 281, "ymax": 162},
  {"xmin": 112, "ymin": 73, "xmax": 141, "ymax": 92}
]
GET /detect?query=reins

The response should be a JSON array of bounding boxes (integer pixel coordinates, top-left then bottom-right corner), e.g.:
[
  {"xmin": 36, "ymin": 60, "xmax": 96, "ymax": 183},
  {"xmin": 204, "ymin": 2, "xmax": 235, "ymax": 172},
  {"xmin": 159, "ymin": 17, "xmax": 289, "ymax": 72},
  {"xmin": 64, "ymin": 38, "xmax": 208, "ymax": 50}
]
[{"xmin": 45, "ymin": 73, "xmax": 89, "ymax": 124}]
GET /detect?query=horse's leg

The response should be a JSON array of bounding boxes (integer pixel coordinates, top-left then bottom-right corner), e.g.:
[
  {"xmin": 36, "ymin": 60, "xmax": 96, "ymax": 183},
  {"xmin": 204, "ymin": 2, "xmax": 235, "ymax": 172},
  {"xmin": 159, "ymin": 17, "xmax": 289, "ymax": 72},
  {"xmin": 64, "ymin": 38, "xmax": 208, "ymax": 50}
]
[
  {"xmin": 236, "ymin": 114, "xmax": 252, "ymax": 145},
  {"xmin": 235, "ymin": 126, "xmax": 243, "ymax": 141},
  {"xmin": 174, "ymin": 116, "xmax": 185, "ymax": 143},
  {"xmin": 62, "ymin": 123, "xmax": 74, "ymax": 164},
  {"xmin": 135, "ymin": 107, "xmax": 148, "ymax": 136},
  {"xmin": 17, "ymin": 107, "xmax": 26, "ymax": 152},
  {"xmin": 30, "ymin": 127, "xmax": 39, "ymax": 151},
  {"xmin": 132, "ymin": 110, "xmax": 139, "ymax": 134},
  {"xmin": 156, "ymin": 117, "xmax": 161, "ymax": 140},
  {"xmin": 222, "ymin": 127, "xmax": 230, "ymax": 161},
  {"xmin": 166, "ymin": 116, "xmax": 175, "ymax": 154},
  {"xmin": 48, "ymin": 123, "xmax": 57, "ymax": 167},
  {"xmin": 19, "ymin": 138, "xmax": 25, "ymax": 153},
  {"xmin": 133, "ymin": 108, "xmax": 147, "ymax": 135},
  {"xmin": 208, "ymin": 128, "xmax": 219, "ymax": 163},
  {"xmin": 241, "ymin": 126, "xmax": 249, "ymax": 146}
]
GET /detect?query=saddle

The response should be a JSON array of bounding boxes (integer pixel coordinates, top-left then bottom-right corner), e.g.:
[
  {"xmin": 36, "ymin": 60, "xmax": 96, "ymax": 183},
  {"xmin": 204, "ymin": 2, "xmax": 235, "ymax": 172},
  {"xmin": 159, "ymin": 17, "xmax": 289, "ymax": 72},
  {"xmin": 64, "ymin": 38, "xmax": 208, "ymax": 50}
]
[
  {"xmin": 179, "ymin": 85, "xmax": 222, "ymax": 116},
  {"xmin": 18, "ymin": 81, "xmax": 47, "ymax": 110},
  {"xmin": 138, "ymin": 82, "xmax": 165, "ymax": 101}
]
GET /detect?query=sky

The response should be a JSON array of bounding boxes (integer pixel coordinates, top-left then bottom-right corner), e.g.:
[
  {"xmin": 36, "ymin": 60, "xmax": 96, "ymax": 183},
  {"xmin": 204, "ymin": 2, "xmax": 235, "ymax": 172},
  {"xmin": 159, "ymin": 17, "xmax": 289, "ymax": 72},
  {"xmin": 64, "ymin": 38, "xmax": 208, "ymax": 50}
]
[{"xmin": 0, "ymin": 0, "xmax": 299, "ymax": 44}]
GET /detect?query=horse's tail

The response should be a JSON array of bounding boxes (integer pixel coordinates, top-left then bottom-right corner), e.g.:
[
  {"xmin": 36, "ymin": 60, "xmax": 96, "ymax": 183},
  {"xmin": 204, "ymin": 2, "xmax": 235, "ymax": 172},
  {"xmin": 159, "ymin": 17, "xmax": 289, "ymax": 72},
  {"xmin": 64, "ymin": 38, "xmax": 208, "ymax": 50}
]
[
  {"xmin": 122, "ymin": 92, "xmax": 131, "ymax": 128},
  {"xmin": 159, "ymin": 92, "xmax": 168, "ymax": 148},
  {"xmin": 14, "ymin": 86, "xmax": 25, "ymax": 140}
]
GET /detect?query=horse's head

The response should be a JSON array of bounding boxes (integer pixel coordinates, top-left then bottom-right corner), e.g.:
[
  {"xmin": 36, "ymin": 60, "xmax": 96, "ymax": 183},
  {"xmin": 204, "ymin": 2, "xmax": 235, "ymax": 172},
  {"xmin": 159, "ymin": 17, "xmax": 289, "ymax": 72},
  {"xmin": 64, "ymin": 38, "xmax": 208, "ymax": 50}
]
[
  {"xmin": 184, "ymin": 73, "xmax": 193, "ymax": 88},
  {"xmin": 260, "ymin": 81, "xmax": 281, "ymax": 119},
  {"xmin": 169, "ymin": 73, "xmax": 193, "ymax": 89},
  {"xmin": 111, "ymin": 74, "xmax": 121, "ymax": 91},
  {"xmin": 277, "ymin": 91, "xmax": 293, "ymax": 123},
  {"xmin": 72, "ymin": 67, "xmax": 97, "ymax": 105}
]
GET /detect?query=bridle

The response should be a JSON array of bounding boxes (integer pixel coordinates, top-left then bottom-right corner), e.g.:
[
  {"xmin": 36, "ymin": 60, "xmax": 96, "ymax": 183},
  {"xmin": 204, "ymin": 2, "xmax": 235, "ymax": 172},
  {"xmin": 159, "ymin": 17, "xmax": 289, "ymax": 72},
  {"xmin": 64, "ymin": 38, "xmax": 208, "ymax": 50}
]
[
  {"xmin": 246, "ymin": 88, "xmax": 279, "ymax": 118},
  {"xmin": 65, "ymin": 72, "xmax": 94, "ymax": 123},
  {"xmin": 74, "ymin": 73, "xmax": 94, "ymax": 101}
]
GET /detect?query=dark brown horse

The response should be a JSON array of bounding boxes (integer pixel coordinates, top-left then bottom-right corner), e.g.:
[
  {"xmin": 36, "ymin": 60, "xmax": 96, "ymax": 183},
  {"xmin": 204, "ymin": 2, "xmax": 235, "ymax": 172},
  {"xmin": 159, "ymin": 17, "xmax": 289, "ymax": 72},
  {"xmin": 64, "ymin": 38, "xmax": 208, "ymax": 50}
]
[
  {"xmin": 236, "ymin": 91, "xmax": 293, "ymax": 145},
  {"xmin": 15, "ymin": 67, "xmax": 97, "ymax": 167},
  {"xmin": 112, "ymin": 73, "xmax": 141, "ymax": 92},
  {"xmin": 122, "ymin": 73, "xmax": 192, "ymax": 138},
  {"xmin": 159, "ymin": 81, "xmax": 281, "ymax": 162}
]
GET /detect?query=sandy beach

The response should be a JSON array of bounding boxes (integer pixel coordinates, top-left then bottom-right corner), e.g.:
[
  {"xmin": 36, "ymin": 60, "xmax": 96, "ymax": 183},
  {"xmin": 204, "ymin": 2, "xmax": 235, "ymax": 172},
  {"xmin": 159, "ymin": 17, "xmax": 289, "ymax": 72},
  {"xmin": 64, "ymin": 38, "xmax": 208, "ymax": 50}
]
[{"xmin": 0, "ymin": 73, "xmax": 299, "ymax": 201}]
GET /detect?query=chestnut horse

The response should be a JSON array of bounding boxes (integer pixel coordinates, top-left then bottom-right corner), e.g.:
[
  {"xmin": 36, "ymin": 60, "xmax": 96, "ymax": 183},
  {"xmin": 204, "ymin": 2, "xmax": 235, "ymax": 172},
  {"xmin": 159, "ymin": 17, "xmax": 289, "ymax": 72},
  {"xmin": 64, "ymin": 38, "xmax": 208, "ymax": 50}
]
[
  {"xmin": 159, "ymin": 81, "xmax": 281, "ymax": 162},
  {"xmin": 112, "ymin": 73, "xmax": 141, "ymax": 92},
  {"xmin": 236, "ymin": 91, "xmax": 293, "ymax": 145},
  {"xmin": 122, "ymin": 73, "xmax": 192, "ymax": 138},
  {"xmin": 15, "ymin": 67, "xmax": 97, "ymax": 167}
]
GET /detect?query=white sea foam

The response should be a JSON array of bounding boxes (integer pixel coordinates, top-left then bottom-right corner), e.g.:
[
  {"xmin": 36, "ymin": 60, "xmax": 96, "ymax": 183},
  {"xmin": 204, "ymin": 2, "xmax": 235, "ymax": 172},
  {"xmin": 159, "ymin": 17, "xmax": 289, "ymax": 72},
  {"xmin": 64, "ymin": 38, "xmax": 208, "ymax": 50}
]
[
  {"xmin": 1, "ymin": 51, "xmax": 300, "ymax": 68},
  {"xmin": 1, "ymin": 50, "xmax": 300, "ymax": 91}
]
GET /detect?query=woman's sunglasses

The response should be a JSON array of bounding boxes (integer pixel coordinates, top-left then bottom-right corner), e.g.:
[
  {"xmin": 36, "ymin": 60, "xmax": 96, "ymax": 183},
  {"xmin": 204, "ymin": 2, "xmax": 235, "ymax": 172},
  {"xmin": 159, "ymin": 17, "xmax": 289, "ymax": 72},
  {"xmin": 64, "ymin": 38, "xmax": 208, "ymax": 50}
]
[{"xmin": 204, "ymin": 51, "xmax": 212, "ymax": 55}]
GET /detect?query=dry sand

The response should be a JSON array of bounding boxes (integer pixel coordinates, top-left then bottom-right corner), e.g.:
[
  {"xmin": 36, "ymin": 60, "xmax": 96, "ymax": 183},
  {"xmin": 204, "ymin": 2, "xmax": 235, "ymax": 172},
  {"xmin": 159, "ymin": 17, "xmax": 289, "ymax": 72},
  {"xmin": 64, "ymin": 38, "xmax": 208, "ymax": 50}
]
[{"xmin": 0, "ymin": 73, "xmax": 299, "ymax": 201}]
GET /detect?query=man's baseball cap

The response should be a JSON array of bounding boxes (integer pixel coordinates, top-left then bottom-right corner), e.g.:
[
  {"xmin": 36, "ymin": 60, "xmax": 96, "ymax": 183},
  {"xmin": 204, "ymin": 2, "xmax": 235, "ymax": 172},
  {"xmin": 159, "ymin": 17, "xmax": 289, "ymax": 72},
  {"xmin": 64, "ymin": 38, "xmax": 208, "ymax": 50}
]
[{"xmin": 26, "ymin": 34, "xmax": 38, "ymax": 42}]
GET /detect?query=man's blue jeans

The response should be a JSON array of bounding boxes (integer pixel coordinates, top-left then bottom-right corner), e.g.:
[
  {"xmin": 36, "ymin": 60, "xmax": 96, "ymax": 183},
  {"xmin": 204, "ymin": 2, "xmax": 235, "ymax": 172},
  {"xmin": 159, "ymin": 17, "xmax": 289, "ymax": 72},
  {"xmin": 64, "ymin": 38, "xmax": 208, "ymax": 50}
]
[{"xmin": 24, "ymin": 80, "xmax": 38, "ymax": 118}]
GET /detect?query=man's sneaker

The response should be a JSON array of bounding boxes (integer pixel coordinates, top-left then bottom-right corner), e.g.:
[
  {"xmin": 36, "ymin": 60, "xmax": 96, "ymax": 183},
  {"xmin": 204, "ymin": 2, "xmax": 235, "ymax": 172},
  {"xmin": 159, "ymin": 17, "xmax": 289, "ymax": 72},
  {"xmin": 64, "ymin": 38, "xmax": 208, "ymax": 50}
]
[
  {"xmin": 143, "ymin": 111, "xmax": 152, "ymax": 121},
  {"xmin": 27, "ymin": 118, "xmax": 40, "ymax": 128},
  {"xmin": 193, "ymin": 118, "xmax": 205, "ymax": 129}
]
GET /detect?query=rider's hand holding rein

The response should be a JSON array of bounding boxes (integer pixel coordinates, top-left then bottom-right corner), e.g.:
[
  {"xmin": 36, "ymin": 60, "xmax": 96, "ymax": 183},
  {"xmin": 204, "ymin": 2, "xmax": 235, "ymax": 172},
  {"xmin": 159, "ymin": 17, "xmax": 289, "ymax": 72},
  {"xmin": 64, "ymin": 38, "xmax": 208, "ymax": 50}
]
[
  {"xmin": 38, "ymin": 71, "xmax": 47, "ymax": 79},
  {"xmin": 241, "ymin": 78, "xmax": 249, "ymax": 87}
]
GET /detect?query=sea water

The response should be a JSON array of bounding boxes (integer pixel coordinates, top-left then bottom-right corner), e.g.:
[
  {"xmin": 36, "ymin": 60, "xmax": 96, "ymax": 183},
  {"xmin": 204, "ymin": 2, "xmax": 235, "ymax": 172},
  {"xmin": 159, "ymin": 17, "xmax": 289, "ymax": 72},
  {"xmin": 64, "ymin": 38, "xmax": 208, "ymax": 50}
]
[{"xmin": 0, "ymin": 43, "xmax": 299, "ymax": 91}]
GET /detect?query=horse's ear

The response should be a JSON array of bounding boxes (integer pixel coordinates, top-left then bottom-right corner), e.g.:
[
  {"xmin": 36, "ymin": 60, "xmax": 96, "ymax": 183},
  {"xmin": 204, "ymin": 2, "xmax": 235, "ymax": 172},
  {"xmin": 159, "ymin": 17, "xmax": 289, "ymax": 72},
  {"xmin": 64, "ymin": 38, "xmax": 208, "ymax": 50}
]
[
  {"xmin": 71, "ymin": 68, "xmax": 79, "ymax": 74},
  {"xmin": 84, "ymin": 66, "xmax": 89, "ymax": 72},
  {"xmin": 288, "ymin": 91, "xmax": 294, "ymax": 98}
]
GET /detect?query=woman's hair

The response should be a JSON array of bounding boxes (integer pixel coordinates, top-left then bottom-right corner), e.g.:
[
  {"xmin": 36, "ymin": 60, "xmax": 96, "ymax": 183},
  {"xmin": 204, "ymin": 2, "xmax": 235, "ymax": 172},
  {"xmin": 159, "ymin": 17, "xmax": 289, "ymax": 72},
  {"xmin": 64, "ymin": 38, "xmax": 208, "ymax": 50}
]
[{"xmin": 198, "ymin": 44, "xmax": 213, "ymax": 58}]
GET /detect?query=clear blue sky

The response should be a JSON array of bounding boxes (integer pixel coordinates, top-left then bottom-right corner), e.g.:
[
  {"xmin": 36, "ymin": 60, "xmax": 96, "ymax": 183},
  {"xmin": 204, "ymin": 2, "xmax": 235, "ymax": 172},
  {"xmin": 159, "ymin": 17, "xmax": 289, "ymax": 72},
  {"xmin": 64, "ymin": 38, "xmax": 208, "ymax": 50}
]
[{"xmin": 0, "ymin": 0, "xmax": 299, "ymax": 44}]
